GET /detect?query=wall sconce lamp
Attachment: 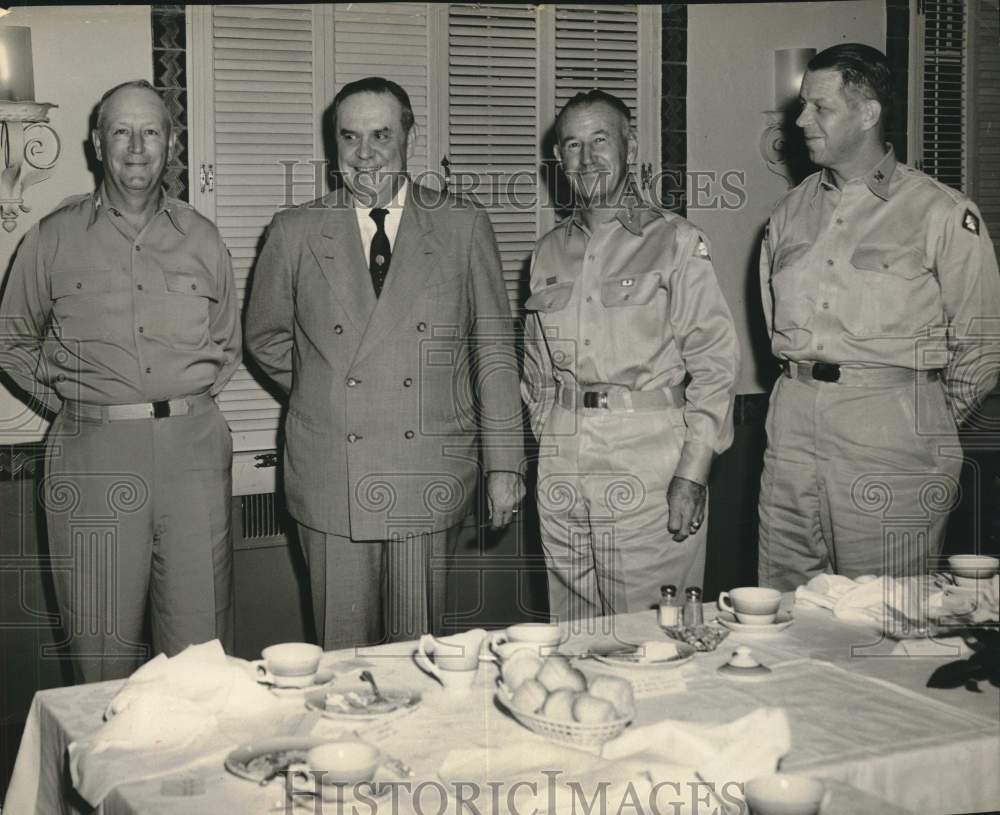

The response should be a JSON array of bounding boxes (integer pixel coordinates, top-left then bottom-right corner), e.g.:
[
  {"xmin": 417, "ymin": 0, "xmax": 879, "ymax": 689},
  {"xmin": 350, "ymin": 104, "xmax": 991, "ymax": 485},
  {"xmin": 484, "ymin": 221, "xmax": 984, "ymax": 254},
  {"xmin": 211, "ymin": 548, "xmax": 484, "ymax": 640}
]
[
  {"xmin": 0, "ymin": 26, "xmax": 60, "ymax": 233},
  {"xmin": 761, "ymin": 48, "xmax": 815, "ymax": 186}
]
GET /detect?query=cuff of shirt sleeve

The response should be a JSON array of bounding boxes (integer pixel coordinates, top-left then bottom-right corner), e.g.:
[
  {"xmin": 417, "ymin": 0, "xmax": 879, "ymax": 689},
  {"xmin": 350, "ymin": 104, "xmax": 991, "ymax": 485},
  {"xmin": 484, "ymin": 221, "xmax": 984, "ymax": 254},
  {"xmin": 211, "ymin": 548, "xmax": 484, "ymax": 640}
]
[{"xmin": 674, "ymin": 440, "xmax": 714, "ymax": 486}]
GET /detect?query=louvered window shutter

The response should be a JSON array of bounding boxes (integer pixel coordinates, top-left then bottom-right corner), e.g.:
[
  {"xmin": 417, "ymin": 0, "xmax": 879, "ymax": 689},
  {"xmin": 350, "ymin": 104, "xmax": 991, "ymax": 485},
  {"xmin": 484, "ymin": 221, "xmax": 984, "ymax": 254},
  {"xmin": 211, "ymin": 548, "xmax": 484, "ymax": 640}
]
[
  {"xmin": 917, "ymin": 0, "xmax": 966, "ymax": 190},
  {"xmin": 555, "ymin": 6, "xmax": 640, "ymax": 131},
  {"xmin": 206, "ymin": 4, "xmax": 319, "ymax": 453},
  {"xmin": 448, "ymin": 4, "xmax": 539, "ymax": 314},
  {"xmin": 969, "ymin": 0, "xmax": 1000, "ymax": 256}
]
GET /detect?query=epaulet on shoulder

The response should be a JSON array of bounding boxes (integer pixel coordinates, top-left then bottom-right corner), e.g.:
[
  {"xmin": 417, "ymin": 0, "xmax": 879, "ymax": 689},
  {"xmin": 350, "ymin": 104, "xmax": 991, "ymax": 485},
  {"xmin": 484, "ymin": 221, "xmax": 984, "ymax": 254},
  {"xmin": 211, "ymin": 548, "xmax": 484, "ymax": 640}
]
[
  {"xmin": 38, "ymin": 193, "xmax": 92, "ymax": 230},
  {"xmin": 897, "ymin": 163, "xmax": 966, "ymax": 207},
  {"xmin": 51, "ymin": 193, "xmax": 92, "ymax": 215},
  {"xmin": 539, "ymin": 216, "xmax": 572, "ymax": 245}
]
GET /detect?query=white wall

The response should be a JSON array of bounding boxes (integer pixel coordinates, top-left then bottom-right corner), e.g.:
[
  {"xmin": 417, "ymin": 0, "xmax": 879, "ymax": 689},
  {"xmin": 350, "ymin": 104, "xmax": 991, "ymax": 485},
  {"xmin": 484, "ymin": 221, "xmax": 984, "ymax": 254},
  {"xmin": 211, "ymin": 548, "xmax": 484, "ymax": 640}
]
[
  {"xmin": 0, "ymin": 6, "xmax": 151, "ymax": 443},
  {"xmin": 688, "ymin": 1, "xmax": 885, "ymax": 393}
]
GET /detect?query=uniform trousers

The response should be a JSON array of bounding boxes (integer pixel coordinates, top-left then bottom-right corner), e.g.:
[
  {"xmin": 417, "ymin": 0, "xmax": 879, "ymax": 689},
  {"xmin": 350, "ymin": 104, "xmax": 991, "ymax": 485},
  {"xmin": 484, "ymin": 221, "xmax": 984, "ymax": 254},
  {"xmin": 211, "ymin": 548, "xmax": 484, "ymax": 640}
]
[
  {"xmin": 42, "ymin": 399, "xmax": 233, "ymax": 683},
  {"xmin": 537, "ymin": 403, "xmax": 707, "ymax": 622},
  {"xmin": 295, "ymin": 523, "xmax": 461, "ymax": 650},
  {"xmin": 758, "ymin": 374, "xmax": 963, "ymax": 590}
]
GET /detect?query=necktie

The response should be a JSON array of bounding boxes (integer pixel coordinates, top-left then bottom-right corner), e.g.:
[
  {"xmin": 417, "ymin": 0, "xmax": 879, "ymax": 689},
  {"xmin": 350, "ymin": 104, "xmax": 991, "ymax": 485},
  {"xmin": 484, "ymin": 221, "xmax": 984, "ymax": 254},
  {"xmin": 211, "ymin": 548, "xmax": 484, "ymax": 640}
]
[{"xmin": 369, "ymin": 208, "xmax": 391, "ymax": 297}]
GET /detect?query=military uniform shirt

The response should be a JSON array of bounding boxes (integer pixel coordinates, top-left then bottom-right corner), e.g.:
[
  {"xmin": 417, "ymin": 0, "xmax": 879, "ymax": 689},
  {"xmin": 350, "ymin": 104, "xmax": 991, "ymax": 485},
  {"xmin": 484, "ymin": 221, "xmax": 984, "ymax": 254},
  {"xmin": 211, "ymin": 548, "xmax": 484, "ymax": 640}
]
[
  {"xmin": 760, "ymin": 149, "xmax": 1000, "ymax": 422},
  {"xmin": 522, "ymin": 206, "xmax": 739, "ymax": 485},
  {"xmin": 0, "ymin": 189, "xmax": 241, "ymax": 412}
]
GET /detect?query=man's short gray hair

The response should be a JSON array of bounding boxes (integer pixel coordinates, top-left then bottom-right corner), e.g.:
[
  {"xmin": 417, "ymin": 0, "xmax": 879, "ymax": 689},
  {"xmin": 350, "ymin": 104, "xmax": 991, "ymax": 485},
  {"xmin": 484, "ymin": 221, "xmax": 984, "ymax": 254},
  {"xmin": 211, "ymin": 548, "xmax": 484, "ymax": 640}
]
[{"xmin": 95, "ymin": 79, "xmax": 169, "ymax": 133}]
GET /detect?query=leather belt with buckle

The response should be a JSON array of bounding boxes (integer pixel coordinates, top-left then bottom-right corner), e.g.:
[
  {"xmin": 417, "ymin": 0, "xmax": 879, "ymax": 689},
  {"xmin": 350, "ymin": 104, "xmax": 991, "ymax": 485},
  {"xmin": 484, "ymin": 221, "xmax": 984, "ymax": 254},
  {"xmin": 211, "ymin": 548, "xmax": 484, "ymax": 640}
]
[
  {"xmin": 582, "ymin": 392, "xmax": 609, "ymax": 409},
  {"xmin": 782, "ymin": 360, "xmax": 941, "ymax": 387}
]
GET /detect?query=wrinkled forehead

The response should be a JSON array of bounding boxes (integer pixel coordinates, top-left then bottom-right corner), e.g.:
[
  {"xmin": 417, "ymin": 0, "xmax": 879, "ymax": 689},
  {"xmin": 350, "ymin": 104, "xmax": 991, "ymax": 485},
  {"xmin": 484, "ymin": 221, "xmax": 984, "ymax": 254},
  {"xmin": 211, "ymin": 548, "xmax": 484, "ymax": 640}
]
[
  {"xmin": 100, "ymin": 86, "xmax": 171, "ymax": 130},
  {"xmin": 557, "ymin": 100, "xmax": 629, "ymax": 142},
  {"xmin": 335, "ymin": 90, "xmax": 405, "ymax": 131}
]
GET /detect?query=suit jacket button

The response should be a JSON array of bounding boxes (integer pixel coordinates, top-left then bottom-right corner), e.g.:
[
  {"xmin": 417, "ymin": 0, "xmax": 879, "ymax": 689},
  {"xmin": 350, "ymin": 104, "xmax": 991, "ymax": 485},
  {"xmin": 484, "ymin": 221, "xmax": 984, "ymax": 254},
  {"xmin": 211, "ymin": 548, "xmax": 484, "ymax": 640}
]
[
  {"xmin": 404, "ymin": 430, "xmax": 415, "ymax": 439},
  {"xmin": 334, "ymin": 324, "xmax": 343, "ymax": 334},
  {"xmin": 403, "ymin": 378, "xmax": 413, "ymax": 387},
  {"xmin": 347, "ymin": 433, "xmax": 359, "ymax": 443},
  {"xmin": 416, "ymin": 322, "xmax": 427, "ymax": 332},
  {"xmin": 346, "ymin": 377, "xmax": 359, "ymax": 387}
]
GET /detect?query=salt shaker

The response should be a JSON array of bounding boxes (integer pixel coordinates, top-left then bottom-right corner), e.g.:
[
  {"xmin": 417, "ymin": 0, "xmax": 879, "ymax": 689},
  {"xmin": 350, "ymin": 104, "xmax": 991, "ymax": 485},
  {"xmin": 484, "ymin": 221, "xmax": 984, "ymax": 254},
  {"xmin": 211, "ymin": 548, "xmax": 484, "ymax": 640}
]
[
  {"xmin": 683, "ymin": 586, "xmax": 704, "ymax": 626},
  {"xmin": 658, "ymin": 584, "xmax": 679, "ymax": 627}
]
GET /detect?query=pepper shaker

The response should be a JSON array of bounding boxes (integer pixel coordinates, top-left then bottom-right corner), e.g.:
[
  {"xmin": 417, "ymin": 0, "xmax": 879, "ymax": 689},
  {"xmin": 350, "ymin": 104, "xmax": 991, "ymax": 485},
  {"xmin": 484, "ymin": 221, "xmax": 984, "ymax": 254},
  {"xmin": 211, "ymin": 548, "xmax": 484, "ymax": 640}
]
[{"xmin": 683, "ymin": 586, "xmax": 704, "ymax": 626}]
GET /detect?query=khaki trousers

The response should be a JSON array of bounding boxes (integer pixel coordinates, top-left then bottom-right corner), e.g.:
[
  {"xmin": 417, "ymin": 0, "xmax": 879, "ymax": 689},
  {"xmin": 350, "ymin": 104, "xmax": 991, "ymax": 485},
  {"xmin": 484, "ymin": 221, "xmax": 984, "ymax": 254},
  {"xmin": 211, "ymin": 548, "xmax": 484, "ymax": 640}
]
[
  {"xmin": 42, "ymin": 402, "xmax": 233, "ymax": 683},
  {"xmin": 758, "ymin": 375, "xmax": 963, "ymax": 590},
  {"xmin": 537, "ymin": 404, "xmax": 707, "ymax": 622}
]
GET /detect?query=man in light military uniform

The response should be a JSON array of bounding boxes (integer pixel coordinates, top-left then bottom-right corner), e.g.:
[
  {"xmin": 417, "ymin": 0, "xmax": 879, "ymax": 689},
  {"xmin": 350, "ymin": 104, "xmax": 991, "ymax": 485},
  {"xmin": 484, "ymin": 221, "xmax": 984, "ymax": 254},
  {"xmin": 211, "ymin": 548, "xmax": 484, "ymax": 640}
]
[
  {"xmin": 0, "ymin": 80, "xmax": 240, "ymax": 681},
  {"xmin": 758, "ymin": 44, "xmax": 1000, "ymax": 589},
  {"xmin": 522, "ymin": 90, "xmax": 739, "ymax": 621}
]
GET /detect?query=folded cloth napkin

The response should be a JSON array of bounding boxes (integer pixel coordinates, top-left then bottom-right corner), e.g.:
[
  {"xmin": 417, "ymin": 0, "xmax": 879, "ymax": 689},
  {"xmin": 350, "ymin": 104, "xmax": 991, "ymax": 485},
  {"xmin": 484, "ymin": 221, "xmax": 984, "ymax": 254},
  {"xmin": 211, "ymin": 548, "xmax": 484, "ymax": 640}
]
[
  {"xmin": 603, "ymin": 707, "xmax": 791, "ymax": 797},
  {"xmin": 795, "ymin": 574, "xmax": 999, "ymax": 630},
  {"xmin": 69, "ymin": 639, "xmax": 290, "ymax": 806}
]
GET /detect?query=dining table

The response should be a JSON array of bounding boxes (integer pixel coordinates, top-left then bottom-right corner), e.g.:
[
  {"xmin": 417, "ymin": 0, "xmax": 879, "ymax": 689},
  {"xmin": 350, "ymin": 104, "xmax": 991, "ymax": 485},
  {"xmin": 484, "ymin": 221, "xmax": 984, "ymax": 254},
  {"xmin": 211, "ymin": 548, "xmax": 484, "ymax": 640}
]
[{"xmin": 5, "ymin": 598, "xmax": 998, "ymax": 815}]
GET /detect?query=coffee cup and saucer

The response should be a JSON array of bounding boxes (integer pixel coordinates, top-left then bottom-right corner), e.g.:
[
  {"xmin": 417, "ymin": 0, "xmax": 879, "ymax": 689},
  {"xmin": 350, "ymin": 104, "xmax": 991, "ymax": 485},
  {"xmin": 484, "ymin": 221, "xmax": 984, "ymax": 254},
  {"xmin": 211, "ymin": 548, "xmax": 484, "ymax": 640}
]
[
  {"xmin": 252, "ymin": 642, "xmax": 324, "ymax": 691},
  {"xmin": 716, "ymin": 588, "xmax": 793, "ymax": 634},
  {"xmin": 485, "ymin": 622, "xmax": 562, "ymax": 662}
]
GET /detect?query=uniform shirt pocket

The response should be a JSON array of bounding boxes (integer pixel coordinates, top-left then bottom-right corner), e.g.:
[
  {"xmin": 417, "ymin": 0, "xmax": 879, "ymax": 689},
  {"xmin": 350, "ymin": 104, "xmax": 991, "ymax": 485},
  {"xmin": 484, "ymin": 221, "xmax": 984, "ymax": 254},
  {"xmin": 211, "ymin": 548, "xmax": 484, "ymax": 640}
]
[
  {"xmin": 50, "ymin": 269, "xmax": 113, "ymax": 341},
  {"xmin": 525, "ymin": 280, "xmax": 574, "ymax": 313},
  {"xmin": 151, "ymin": 269, "xmax": 218, "ymax": 348},
  {"xmin": 600, "ymin": 271, "xmax": 662, "ymax": 307},
  {"xmin": 848, "ymin": 246, "xmax": 933, "ymax": 335}
]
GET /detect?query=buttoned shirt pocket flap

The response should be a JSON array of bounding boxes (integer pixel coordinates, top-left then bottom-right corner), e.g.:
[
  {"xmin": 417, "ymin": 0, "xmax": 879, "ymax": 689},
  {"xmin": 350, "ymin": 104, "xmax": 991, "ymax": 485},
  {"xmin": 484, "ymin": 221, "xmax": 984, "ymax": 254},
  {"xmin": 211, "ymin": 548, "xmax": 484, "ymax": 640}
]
[
  {"xmin": 850, "ymin": 246, "xmax": 926, "ymax": 280},
  {"xmin": 600, "ymin": 272, "xmax": 661, "ymax": 307},
  {"xmin": 164, "ymin": 270, "xmax": 219, "ymax": 301},
  {"xmin": 51, "ymin": 270, "xmax": 112, "ymax": 299},
  {"xmin": 525, "ymin": 281, "xmax": 574, "ymax": 313},
  {"xmin": 773, "ymin": 241, "xmax": 812, "ymax": 272}
]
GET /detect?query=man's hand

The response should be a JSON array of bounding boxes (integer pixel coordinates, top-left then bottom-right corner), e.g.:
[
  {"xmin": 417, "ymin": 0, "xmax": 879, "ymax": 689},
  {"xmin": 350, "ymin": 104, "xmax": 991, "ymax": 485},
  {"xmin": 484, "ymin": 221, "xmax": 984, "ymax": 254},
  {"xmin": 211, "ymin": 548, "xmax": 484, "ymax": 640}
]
[
  {"xmin": 666, "ymin": 476, "xmax": 707, "ymax": 542},
  {"xmin": 487, "ymin": 471, "xmax": 526, "ymax": 530}
]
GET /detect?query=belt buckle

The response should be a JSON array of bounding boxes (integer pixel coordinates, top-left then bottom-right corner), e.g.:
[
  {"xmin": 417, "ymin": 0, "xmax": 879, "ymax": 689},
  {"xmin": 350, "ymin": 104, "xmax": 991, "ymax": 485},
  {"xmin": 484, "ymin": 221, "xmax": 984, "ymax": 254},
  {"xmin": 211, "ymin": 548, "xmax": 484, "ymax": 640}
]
[
  {"xmin": 582, "ymin": 391, "xmax": 609, "ymax": 409},
  {"xmin": 152, "ymin": 400, "xmax": 171, "ymax": 419},
  {"xmin": 812, "ymin": 362, "xmax": 841, "ymax": 383}
]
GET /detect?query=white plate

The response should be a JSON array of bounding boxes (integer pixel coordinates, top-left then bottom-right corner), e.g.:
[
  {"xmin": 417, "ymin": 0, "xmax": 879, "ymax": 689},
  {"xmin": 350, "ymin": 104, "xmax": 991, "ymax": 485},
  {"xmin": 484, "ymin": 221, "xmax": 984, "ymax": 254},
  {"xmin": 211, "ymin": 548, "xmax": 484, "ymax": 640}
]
[
  {"xmin": 224, "ymin": 735, "xmax": 333, "ymax": 783},
  {"xmin": 715, "ymin": 611, "xmax": 794, "ymax": 634},
  {"xmin": 303, "ymin": 686, "xmax": 421, "ymax": 720},
  {"xmin": 592, "ymin": 642, "xmax": 695, "ymax": 669}
]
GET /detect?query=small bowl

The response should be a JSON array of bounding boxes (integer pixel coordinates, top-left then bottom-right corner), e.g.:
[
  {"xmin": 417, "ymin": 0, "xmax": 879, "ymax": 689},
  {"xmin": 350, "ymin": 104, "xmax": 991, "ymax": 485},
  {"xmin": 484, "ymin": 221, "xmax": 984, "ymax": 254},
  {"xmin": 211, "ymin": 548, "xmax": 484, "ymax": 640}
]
[
  {"xmin": 661, "ymin": 624, "xmax": 729, "ymax": 652},
  {"xmin": 948, "ymin": 554, "xmax": 999, "ymax": 580},
  {"xmin": 745, "ymin": 774, "xmax": 828, "ymax": 815},
  {"xmin": 306, "ymin": 740, "xmax": 381, "ymax": 786}
]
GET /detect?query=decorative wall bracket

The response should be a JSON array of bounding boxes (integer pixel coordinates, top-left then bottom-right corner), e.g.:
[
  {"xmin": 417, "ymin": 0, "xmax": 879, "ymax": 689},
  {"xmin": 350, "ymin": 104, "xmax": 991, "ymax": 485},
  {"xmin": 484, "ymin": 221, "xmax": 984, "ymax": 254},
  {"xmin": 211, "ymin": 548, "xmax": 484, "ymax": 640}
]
[
  {"xmin": 0, "ymin": 100, "xmax": 60, "ymax": 233},
  {"xmin": 760, "ymin": 109, "xmax": 795, "ymax": 186}
]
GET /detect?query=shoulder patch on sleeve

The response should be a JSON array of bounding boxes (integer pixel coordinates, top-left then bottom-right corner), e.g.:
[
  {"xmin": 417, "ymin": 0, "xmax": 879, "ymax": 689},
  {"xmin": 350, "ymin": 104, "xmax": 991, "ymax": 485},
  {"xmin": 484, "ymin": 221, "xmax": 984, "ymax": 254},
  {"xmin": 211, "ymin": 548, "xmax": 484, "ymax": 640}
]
[
  {"xmin": 695, "ymin": 239, "xmax": 711, "ymax": 260},
  {"xmin": 962, "ymin": 208, "xmax": 980, "ymax": 235}
]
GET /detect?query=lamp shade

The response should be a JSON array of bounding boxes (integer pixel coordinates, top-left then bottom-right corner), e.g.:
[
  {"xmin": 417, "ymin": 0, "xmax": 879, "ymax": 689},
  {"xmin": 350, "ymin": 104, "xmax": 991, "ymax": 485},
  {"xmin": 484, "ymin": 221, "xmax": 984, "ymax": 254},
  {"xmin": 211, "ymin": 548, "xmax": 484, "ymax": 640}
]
[
  {"xmin": 0, "ymin": 26, "xmax": 34, "ymax": 102},
  {"xmin": 774, "ymin": 48, "xmax": 815, "ymax": 110}
]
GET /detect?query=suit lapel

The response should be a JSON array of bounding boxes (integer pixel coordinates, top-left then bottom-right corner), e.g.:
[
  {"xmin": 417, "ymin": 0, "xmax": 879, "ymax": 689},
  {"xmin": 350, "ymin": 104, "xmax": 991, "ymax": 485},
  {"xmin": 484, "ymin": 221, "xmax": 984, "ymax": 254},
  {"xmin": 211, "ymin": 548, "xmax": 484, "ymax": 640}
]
[
  {"xmin": 353, "ymin": 185, "xmax": 437, "ymax": 365},
  {"xmin": 306, "ymin": 192, "xmax": 376, "ymax": 332}
]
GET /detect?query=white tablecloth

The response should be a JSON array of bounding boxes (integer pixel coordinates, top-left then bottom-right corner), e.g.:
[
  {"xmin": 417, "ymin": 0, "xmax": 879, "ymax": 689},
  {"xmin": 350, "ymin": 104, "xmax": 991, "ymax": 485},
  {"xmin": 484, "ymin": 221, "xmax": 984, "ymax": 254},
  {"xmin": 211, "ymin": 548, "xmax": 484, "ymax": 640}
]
[{"xmin": 5, "ymin": 605, "xmax": 998, "ymax": 815}]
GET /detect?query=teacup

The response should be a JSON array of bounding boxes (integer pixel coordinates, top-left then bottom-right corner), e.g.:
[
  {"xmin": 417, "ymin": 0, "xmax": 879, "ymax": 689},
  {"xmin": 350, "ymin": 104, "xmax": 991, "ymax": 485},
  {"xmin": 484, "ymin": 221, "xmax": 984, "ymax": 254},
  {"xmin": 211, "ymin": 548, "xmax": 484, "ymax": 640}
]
[
  {"xmin": 490, "ymin": 622, "xmax": 562, "ymax": 657},
  {"xmin": 948, "ymin": 554, "xmax": 1000, "ymax": 582},
  {"xmin": 744, "ymin": 773, "xmax": 829, "ymax": 815},
  {"xmin": 252, "ymin": 642, "xmax": 323, "ymax": 688},
  {"xmin": 718, "ymin": 587, "xmax": 782, "ymax": 625},
  {"xmin": 415, "ymin": 629, "xmax": 487, "ymax": 694},
  {"xmin": 288, "ymin": 740, "xmax": 381, "ymax": 801}
]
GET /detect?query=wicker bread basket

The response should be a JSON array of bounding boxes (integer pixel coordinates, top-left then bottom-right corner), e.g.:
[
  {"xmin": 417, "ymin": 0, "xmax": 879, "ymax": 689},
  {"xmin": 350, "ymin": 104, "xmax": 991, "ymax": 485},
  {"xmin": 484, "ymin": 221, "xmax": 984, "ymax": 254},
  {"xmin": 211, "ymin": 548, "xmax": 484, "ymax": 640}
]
[{"xmin": 496, "ymin": 683, "xmax": 631, "ymax": 747}]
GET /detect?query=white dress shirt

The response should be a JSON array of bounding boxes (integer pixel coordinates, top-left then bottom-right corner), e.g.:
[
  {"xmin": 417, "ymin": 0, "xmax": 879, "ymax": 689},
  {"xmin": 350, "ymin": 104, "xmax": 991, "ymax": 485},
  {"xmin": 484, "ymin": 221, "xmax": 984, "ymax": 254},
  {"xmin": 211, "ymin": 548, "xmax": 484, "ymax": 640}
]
[{"xmin": 353, "ymin": 180, "xmax": 407, "ymax": 258}]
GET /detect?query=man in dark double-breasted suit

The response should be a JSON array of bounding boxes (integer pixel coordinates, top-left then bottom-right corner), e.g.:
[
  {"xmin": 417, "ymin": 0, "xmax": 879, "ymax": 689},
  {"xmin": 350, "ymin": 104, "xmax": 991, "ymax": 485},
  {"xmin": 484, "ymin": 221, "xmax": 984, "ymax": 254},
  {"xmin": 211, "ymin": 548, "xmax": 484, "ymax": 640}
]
[{"xmin": 246, "ymin": 77, "xmax": 525, "ymax": 649}]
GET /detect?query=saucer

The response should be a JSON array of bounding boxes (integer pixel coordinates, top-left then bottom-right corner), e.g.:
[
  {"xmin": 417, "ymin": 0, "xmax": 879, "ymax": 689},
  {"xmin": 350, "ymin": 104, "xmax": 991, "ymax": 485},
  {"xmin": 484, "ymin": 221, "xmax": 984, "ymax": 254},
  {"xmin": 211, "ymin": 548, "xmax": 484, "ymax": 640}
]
[
  {"xmin": 225, "ymin": 735, "xmax": 333, "ymax": 783},
  {"xmin": 304, "ymin": 686, "xmax": 421, "ymax": 720},
  {"xmin": 591, "ymin": 641, "xmax": 695, "ymax": 670},
  {"xmin": 715, "ymin": 611, "xmax": 793, "ymax": 634}
]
